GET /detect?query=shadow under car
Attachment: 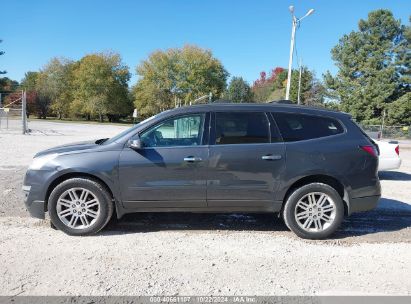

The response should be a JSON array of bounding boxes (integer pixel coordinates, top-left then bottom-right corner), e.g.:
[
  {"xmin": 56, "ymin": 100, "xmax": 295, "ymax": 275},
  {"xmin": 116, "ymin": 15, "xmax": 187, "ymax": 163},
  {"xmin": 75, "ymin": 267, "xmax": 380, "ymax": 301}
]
[{"xmin": 101, "ymin": 197, "xmax": 411, "ymax": 239}]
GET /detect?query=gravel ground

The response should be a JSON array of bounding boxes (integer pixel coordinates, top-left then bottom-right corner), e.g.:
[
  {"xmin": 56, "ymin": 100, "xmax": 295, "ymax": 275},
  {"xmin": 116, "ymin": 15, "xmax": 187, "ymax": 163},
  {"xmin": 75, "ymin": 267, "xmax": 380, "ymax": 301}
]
[{"xmin": 0, "ymin": 120, "xmax": 410, "ymax": 296}]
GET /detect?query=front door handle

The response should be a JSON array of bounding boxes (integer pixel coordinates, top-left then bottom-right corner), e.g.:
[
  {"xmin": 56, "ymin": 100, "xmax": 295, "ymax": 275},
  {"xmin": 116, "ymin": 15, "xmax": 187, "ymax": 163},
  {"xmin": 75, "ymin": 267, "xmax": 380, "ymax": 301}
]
[
  {"xmin": 262, "ymin": 154, "xmax": 282, "ymax": 161},
  {"xmin": 184, "ymin": 156, "xmax": 202, "ymax": 162}
]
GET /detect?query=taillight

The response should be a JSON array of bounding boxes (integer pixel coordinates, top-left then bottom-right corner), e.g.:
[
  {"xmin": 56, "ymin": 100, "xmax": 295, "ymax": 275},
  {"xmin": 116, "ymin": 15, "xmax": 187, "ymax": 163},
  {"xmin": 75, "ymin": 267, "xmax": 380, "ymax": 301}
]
[
  {"xmin": 395, "ymin": 145, "xmax": 399, "ymax": 156},
  {"xmin": 360, "ymin": 145, "xmax": 378, "ymax": 157}
]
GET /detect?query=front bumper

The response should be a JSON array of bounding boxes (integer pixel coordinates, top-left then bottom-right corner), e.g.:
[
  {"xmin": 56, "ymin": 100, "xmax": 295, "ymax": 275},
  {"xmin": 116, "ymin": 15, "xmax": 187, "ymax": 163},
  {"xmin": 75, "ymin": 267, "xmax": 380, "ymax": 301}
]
[
  {"xmin": 349, "ymin": 195, "xmax": 380, "ymax": 214},
  {"xmin": 23, "ymin": 185, "xmax": 46, "ymax": 219},
  {"xmin": 22, "ymin": 168, "xmax": 56, "ymax": 220}
]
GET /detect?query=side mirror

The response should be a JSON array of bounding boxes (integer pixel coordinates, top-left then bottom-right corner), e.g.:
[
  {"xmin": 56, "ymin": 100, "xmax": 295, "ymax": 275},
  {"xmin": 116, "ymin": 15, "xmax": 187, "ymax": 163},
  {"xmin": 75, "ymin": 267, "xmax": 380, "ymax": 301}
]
[{"xmin": 128, "ymin": 137, "xmax": 142, "ymax": 150}]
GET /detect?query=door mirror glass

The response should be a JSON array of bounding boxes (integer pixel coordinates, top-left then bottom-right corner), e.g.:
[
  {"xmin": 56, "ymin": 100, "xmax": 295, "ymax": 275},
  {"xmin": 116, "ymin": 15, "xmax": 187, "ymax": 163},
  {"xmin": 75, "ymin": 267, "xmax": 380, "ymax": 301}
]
[{"xmin": 128, "ymin": 137, "xmax": 142, "ymax": 150}]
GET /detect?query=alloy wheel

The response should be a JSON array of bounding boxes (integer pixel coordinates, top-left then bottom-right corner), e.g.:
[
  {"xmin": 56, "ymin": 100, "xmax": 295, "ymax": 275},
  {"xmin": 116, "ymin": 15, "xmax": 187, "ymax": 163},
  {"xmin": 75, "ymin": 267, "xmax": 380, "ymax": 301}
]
[
  {"xmin": 294, "ymin": 192, "xmax": 336, "ymax": 232},
  {"xmin": 56, "ymin": 187, "xmax": 100, "ymax": 229}
]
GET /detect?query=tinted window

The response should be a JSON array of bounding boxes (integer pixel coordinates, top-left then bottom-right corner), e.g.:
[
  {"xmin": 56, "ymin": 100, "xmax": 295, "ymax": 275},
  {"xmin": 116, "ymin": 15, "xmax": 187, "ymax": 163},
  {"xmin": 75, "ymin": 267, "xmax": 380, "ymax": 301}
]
[
  {"xmin": 268, "ymin": 115, "xmax": 283, "ymax": 143},
  {"xmin": 272, "ymin": 112, "xmax": 344, "ymax": 142},
  {"xmin": 214, "ymin": 112, "xmax": 269, "ymax": 145},
  {"xmin": 140, "ymin": 114, "xmax": 205, "ymax": 147}
]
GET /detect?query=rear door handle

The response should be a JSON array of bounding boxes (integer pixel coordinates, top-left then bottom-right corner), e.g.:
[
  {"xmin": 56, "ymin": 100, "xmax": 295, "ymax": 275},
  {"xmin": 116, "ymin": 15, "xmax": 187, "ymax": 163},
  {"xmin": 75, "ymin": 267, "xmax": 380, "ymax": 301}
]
[
  {"xmin": 262, "ymin": 154, "xmax": 282, "ymax": 161},
  {"xmin": 184, "ymin": 156, "xmax": 202, "ymax": 162}
]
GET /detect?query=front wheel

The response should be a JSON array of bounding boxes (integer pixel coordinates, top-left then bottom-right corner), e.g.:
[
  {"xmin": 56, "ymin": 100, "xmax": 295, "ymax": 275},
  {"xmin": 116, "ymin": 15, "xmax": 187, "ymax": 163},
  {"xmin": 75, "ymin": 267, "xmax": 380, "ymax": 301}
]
[
  {"xmin": 48, "ymin": 178, "xmax": 113, "ymax": 236},
  {"xmin": 283, "ymin": 183, "xmax": 344, "ymax": 239}
]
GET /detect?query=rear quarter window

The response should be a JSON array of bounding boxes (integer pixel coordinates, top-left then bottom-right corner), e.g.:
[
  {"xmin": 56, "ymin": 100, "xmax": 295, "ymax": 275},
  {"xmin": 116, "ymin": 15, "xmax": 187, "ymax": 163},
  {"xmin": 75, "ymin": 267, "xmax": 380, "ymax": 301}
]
[{"xmin": 271, "ymin": 112, "xmax": 344, "ymax": 142}]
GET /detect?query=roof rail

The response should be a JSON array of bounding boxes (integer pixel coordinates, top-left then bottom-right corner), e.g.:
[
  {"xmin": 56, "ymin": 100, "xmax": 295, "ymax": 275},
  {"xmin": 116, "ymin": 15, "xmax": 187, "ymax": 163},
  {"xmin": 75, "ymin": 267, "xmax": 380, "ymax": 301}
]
[
  {"xmin": 213, "ymin": 99, "xmax": 232, "ymax": 103},
  {"xmin": 269, "ymin": 100, "xmax": 295, "ymax": 104}
]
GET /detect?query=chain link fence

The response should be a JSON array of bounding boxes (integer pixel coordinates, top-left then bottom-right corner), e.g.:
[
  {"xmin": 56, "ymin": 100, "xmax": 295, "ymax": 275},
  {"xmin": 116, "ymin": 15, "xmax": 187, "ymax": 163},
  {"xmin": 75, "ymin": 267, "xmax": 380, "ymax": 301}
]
[
  {"xmin": 361, "ymin": 124, "xmax": 411, "ymax": 140},
  {"xmin": 0, "ymin": 108, "xmax": 23, "ymax": 130},
  {"xmin": 0, "ymin": 91, "xmax": 27, "ymax": 134}
]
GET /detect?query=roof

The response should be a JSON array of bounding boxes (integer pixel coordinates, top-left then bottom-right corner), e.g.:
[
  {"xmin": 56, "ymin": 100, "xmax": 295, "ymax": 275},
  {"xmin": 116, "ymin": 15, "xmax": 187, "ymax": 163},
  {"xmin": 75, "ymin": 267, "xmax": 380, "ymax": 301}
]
[{"xmin": 168, "ymin": 100, "xmax": 350, "ymax": 118}]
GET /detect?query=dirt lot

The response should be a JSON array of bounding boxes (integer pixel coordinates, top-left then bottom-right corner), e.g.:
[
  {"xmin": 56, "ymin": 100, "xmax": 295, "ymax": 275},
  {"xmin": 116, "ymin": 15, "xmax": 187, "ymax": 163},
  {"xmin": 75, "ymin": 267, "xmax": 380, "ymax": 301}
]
[{"xmin": 0, "ymin": 120, "xmax": 410, "ymax": 296}]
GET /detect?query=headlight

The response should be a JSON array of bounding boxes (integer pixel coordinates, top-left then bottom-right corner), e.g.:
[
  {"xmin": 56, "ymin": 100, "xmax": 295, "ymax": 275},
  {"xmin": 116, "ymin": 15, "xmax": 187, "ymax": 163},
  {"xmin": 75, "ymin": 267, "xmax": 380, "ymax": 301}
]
[{"xmin": 29, "ymin": 153, "xmax": 58, "ymax": 170}]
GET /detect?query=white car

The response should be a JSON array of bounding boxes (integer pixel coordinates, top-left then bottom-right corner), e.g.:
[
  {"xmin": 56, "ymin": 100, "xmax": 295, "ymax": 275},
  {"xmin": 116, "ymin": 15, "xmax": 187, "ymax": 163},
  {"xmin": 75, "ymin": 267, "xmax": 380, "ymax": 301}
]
[{"xmin": 375, "ymin": 140, "xmax": 402, "ymax": 171}]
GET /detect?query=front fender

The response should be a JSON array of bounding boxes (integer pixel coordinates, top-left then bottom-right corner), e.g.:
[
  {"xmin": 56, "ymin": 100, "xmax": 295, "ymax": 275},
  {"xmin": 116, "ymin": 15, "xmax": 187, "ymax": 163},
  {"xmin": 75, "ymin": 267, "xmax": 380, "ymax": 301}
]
[{"xmin": 24, "ymin": 150, "xmax": 121, "ymax": 209}]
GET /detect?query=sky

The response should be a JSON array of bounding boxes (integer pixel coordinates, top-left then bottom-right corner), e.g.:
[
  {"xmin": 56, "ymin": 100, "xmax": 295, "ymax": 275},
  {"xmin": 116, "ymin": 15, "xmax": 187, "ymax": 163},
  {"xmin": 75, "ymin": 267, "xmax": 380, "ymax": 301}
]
[{"xmin": 1, "ymin": 0, "xmax": 410, "ymax": 85}]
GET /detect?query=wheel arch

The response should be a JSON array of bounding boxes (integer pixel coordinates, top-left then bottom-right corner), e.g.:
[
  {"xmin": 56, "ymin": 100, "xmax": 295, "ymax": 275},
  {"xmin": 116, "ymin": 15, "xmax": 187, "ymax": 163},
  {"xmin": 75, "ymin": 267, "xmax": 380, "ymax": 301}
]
[
  {"xmin": 45, "ymin": 172, "xmax": 115, "ymax": 213},
  {"xmin": 282, "ymin": 174, "xmax": 349, "ymax": 215}
]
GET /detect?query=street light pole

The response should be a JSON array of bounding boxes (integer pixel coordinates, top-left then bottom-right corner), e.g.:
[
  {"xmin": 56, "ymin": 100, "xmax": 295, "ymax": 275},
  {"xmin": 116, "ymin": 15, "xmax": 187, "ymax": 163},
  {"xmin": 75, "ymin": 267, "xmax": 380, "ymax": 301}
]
[
  {"xmin": 285, "ymin": 6, "xmax": 314, "ymax": 101},
  {"xmin": 285, "ymin": 12, "xmax": 297, "ymax": 100}
]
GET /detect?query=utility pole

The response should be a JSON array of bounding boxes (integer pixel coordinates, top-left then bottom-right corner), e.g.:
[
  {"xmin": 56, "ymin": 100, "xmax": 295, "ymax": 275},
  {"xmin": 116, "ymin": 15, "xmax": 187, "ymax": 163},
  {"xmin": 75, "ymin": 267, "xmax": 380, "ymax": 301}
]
[
  {"xmin": 381, "ymin": 109, "xmax": 386, "ymax": 139},
  {"xmin": 22, "ymin": 90, "xmax": 27, "ymax": 134},
  {"xmin": 285, "ymin": 10, "xmax": 297, "ymax": 101},
  {"xmin": 297, "ymin": 58, "xmax": 303, "ymax": 105},
  {"xmin": 285, "ymin": 5, "xmax": 315, "ymax": 100}
]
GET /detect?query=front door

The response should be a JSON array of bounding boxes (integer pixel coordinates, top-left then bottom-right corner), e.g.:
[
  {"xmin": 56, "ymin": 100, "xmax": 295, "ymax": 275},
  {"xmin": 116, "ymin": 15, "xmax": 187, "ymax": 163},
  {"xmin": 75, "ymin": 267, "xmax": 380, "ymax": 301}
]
[
  {"xmin": 207, "ymin": 111, "xmax": 285, "ymax": 209},
  {"xmin": 118, "ymin": 113, "xmax": 209, "ymax": 208}
]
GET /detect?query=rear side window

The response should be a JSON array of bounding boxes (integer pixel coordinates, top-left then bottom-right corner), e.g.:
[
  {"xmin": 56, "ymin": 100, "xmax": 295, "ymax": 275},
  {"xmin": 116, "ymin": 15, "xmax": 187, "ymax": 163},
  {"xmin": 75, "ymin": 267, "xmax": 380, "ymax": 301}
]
[
  {"xmin": 214, "ymin": 112, "xmax": 270, "ymax": 145},
  {"xmin": 271, "ymin": 112, "xmax": 344, "ymax": 142}
]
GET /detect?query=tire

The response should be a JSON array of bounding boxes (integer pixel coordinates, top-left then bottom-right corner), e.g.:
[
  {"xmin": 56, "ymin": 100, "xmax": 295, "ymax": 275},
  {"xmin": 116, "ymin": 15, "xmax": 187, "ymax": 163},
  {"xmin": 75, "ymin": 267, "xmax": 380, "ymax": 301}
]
[
  {"xmin": 48, "ymin": 178, "xmax": 113, "ymax": 236},
  {"xmin": 283, "ymin": 183, "xmax": 344, "ymax": 240}
]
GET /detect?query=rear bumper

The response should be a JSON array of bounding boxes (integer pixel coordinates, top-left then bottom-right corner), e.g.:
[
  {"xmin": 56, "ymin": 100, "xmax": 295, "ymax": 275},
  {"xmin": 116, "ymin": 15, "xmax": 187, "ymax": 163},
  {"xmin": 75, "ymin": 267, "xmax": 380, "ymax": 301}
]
[
  {"xmin": 349, "ymin": 195, "xmax": 380, "ymax": 214},
  {"xmin": 378, "ymin": 157, "xmax": 402, "ymax": 171}
]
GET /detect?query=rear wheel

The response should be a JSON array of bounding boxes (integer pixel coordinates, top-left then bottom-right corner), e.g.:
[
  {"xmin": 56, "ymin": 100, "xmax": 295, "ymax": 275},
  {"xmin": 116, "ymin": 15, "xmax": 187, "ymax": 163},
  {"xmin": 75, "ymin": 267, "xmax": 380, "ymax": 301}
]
[
  {"xmin": 48, "ymin": 178, "xmax": 113, "ymax": 236},
  {"xmin": 283, "ymin": 183, "xmax": 344, "ymax": 239}
]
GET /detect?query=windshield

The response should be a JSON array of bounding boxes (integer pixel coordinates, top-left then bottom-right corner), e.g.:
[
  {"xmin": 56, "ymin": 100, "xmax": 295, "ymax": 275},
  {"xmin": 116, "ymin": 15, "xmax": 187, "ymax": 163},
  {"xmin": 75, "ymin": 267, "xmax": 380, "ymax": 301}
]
[{"xmin": 102, "ymin": 114, "xmax": 160, "ymax": 145}]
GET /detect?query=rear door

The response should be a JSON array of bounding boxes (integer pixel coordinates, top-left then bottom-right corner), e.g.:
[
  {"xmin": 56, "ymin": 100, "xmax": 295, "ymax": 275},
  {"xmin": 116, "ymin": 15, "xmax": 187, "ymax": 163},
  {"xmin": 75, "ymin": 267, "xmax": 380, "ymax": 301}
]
[{"xmin": 207, "ymin": 111, "xmax": 286, "ymax": 209}]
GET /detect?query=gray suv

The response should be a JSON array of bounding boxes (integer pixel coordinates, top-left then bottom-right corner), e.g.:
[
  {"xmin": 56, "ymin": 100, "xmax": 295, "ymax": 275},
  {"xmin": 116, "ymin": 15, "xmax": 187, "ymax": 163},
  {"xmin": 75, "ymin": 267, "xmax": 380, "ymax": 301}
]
[{"xmin": 23, "ymin": 103, "xmax": 381, "ymax": 239}]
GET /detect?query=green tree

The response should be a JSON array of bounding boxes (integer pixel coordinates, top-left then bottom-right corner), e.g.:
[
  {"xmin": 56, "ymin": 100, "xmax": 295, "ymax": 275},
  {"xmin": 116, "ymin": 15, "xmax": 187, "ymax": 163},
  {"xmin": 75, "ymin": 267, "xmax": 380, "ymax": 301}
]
[
  {"xmin": 304, "ymin": 81, "xmax": 326, "ymax": 106},
  {"xmin": 72, "ymin": 52, "xmax": 131, "ymax": 121},
  {"xmin": 388, "ymin": 92, "xmax": 411, "ymax": 125},
  {"xmin": 20, "ymin": 72, "xmax": 40, "ymax": 116},
  {"xmin": 272, "ymin": 69, "xmax": 288, "ymax": 91},
  {"xmin": 35, "ymin": 72, "xmax": 53, "ymax": 119},
  {"xmin": 396, "ymin": 16, "xmax": 411, "ymax": 99},
  {"xmin": 252, "ymin": 82, "xmax": 274, "ymax": 102},
  {"xmin": 267, "ymin": 67, "xmax": 323, "ymax": 105},
  {"xmin": 133, "ymin": 45, "xmax": 228, "ymax": 117},
  {"xmin": 0, "ymin": 77, "xmax": 19, "ymax": 110},
  {"xmin": 21, "ymin": 59, "xmax": 76, "ymax": 119},
  {"xmin": 225, "ymin": 77, "xmax": 253, "ymax": 102},
  {"xmin": 324, "ymin": 10, "xmax": 410, "ymax": 124},
  {"xmin": 20, "ymin": 72, "xmax": 39, "ymax": 91},
  {"xmin": 288, "ymin": 68, "xmax": 314, "ymax": 104},
  {"xmin": 0, "ymin": 77, "xmax": 18, "ymax": 92},
  {"xmin": 252, "ymin": 68, "xmax": 285, "ymax": 102},
  {"xmin": 42, "ymin": 58, "xmax": 76, "ymax": 119}
]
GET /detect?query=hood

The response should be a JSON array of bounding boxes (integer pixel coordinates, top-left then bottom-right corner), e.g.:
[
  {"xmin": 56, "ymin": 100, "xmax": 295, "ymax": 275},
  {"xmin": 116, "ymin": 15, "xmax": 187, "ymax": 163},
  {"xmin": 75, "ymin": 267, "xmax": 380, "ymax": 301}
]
[{"xmin": 34, "ymin": 139, "xmax": 104, "ymax": 158}]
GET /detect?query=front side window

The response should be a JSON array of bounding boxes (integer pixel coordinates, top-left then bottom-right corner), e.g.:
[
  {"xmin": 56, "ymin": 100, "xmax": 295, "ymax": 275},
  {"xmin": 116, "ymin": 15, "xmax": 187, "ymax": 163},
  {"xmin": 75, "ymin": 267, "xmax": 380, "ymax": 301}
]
[
  {"xmin": 214, "ymin": 112, "xmax": 270, "ymax": 145},
  {"xmin": 271, "ymin": 112, "xmax": 344, "ymax": 142},
  {"xmin": 140, "ymin": 114, "xmax": 205, "ymax": 147}
]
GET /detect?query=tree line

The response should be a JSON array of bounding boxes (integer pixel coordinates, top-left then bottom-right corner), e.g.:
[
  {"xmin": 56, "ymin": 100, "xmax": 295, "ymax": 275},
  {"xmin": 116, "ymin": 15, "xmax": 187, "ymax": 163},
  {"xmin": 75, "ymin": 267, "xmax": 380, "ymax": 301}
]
[
  {"xmin": 0, "ymin": 9, "xmax": 409, "ymax": 125},
  {"xmin": 15, "ymin": 53, "xmax": 132, "ymax": 122}
]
